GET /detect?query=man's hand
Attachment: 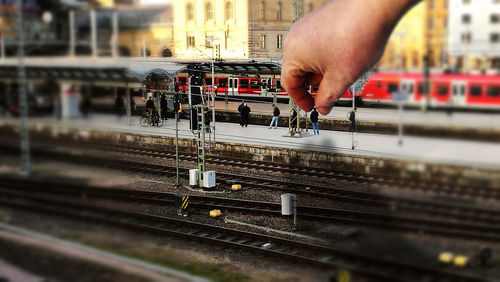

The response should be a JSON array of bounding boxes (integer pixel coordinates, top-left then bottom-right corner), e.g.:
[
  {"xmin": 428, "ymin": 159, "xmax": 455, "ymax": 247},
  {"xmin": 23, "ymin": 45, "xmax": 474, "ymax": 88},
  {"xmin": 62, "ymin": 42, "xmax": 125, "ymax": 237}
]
[{"xmin": 281, "ymin": 0, "xmax": 418, "ymax": 115}]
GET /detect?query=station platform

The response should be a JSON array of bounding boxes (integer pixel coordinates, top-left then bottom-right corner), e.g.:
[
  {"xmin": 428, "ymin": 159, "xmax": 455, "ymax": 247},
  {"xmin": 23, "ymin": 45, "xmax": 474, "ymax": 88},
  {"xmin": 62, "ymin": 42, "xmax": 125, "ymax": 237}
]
[
  {"xmin": 212, "ymin": 100, "xmax": 500, "ymax": 129},
  {"xmin": 1, "ymin": 114, "xmax": 499, "ymax": 169}
]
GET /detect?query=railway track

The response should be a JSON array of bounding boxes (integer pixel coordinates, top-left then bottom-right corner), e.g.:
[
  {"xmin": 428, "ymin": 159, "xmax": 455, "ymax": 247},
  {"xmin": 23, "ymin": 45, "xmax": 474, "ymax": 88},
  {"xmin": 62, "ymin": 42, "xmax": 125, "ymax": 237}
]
[
  {"xmin": 3, "ymin": 141, "xmax": 500, "ymax": 229},
  {"xmin": 105, "ymin": 143, "xmax": 498, "ymax": 198},
  {"xmin": 0, "ymin": 178, "xmax": 494, "ymax": 282},
  {"xmin": 2, "ymin": 176, "xmax": 500, "ymax": 242}
]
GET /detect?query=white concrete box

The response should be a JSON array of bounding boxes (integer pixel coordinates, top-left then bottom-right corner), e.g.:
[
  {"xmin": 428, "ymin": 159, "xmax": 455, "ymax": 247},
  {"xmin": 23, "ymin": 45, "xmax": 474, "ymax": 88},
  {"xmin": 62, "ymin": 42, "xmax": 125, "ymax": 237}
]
[
  {"xmin": 281, "ymin": 193, "xmax": 295, "ymax": 215},
  {"xmin": 203, "ymin": 171, "xmax": 216, "ymax": 188},
  {"xmin": 189, "ymin": 169, "xmax": 199, "ymax": 186}
]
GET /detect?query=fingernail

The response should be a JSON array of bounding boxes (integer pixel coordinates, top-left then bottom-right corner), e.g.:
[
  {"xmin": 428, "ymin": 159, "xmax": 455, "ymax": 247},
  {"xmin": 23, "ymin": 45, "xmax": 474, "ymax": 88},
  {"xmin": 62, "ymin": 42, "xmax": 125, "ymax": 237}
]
[{"xmin": 318, "ymin": 106, "xmax": 332, "ymax": 114}]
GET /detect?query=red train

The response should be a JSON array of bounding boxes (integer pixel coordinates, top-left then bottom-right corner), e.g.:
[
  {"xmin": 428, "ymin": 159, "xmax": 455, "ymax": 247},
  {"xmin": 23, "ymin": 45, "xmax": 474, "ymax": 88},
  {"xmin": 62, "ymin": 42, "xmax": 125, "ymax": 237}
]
[{"xmin": 176, "ymin": 73, "xmax": 500, "ymax": 109}]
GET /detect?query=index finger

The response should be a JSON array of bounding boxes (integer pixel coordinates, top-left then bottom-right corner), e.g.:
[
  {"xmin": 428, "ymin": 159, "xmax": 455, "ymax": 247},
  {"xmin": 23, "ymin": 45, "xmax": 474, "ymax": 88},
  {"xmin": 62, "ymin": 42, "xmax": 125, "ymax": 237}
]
[{"xmin": 281, "ymin": 66, "xmax": 314, "ymax": 112}]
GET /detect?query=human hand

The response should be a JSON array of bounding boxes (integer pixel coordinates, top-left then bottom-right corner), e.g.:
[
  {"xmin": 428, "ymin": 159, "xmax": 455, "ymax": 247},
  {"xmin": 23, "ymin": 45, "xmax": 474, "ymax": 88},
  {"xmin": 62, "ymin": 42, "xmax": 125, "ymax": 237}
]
[{"xmin": 281, "ymin": 0, "xmax": 418, "ymax": 114}]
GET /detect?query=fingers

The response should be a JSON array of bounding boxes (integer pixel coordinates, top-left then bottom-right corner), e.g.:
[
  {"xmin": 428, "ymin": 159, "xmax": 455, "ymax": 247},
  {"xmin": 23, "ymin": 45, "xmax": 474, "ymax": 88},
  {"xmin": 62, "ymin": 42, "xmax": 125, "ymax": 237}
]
[
  {"xmin": 315, "ymin": 72, "xmax": 348, "ymax": 115},
  {"xmin": 281, "ymin": 67, "xmax": 314, "ymax": 112}
]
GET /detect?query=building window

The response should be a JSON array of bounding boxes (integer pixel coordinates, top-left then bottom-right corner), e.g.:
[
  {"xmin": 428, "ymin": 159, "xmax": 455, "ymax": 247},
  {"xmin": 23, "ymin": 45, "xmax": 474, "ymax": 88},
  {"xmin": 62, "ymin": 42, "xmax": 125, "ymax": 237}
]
[
  {"xmin": 276, "ymin": 34, "xmax": 283, "ymax": 49},
  {"xmin": 462, "ymin": 14, "xmax": 471, "ymax": 24},
  {"xmin": 206, "ymin": 3, "xmax": 213, "ymax": 21},
  {"xmin": 494, "ymin": 0, "xmax": 500, "ymax": 3},
  {"xmin": 259, "ymin": 35, "xmax": 266, "ymax": 49},
  {"xmin": 260, "ymin": 1, "xmax": 265, "ymax": 20},
  {"xmin": 187, "ymin": 35, "xmax": 195, "ymax": 48},
  {"xmin": 309, "ymin": 3, "xmax": 314, "ymax": 13},
  {"xmin": 491, "ymin": 33, "xmax": 500, "ymax": 43},
  {"xmin": 186, "ymin": 3, "xmax": 194, "ymax": 22},
  {"xmin": 444, "ymin": 18, "xmax": 448, "ymax": 28},
  {"xmin": 444, "ymin": 0, "xmax": 448, "ymax": 8},
  {"xmin": 429, "ymin": 18, "xmax": 434, "ymax": 28},
  {"xmin": 461, "ymin": 32, "xmax": 472, "ymax": 43},
  {"xmin": 492, "ymin": 14, "xmax": 500, "ymax": 23},
  {"xmin": 463, "ymin": 0, "xmax": 471, "ymax": 4},
  {"xmin": 225, "ymin": 1, "xmax": 233, "ymax": 21},
  {"xmin": 277, "ymin": 2, "xmax": 282, "ymax": 21},
  {"xmin": 429, "ymin": 0, "xmax": 434, "ymax": 9}
]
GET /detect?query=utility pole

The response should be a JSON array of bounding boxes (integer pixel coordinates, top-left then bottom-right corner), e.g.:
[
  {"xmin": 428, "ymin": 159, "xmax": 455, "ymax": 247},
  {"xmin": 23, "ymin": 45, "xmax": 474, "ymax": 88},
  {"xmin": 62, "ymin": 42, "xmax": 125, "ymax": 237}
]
[
  {"xmin": 90, "ymin": 9, "xmax": 97, "ymax": 57},
  {"xmin": 112, "ymin": 9, "xmax": 119, "ymax": 58},
  {"xmin": 69, "ymin": 10, "xmax": 75, "ymax": 57},
  {"xmin": 17, "ymin": 0, "xmax": 30, "ymax": 175}
]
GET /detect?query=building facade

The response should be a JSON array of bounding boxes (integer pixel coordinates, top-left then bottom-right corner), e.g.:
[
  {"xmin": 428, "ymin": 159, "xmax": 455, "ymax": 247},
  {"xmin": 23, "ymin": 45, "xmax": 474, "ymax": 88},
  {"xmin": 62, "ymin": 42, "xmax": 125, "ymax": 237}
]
[
  {"xmin": 172, "ymin": 0, "xmax": 329, "ymax": 59},
  {"xmin": 377, "ymin": 2, "xmax": 426, "ymax": 71},
  {"xmin": 448, "ymin": 0, "xmax": 500, "ymax": 71},
  {"xmin": 426, "ymin": 0, "xmax": 449, "ymax": 68}
]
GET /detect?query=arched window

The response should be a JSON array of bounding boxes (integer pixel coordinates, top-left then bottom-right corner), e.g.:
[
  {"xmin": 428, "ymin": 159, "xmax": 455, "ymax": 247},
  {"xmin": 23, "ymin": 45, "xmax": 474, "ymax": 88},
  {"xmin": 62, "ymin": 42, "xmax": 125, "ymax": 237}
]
[
  {"xmin": 276, "ymin": 2, "xmax": 282, "ymax": 21},
  {"xmin": 206, "ymin": 2, "xmax": 213, "ymax": 21},
  {"xmin": 225, "ymin": 1, "xmax": 233, "ymax": 21},
  {"xmin": 161, "ymin": 48, "xmax": 172, "ymax": 57},
  {"xmin": 259, "ymin": 1, "xmax": 265, "ymax": 20},
  {"xmin": 186, "ymin": 3, "xmax": 194, "ymax": 22}
]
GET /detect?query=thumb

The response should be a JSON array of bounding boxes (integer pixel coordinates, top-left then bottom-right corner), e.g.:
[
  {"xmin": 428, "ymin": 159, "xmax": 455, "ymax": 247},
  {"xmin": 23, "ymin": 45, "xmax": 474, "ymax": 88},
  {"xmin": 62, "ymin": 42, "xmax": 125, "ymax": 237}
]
[{"xmin": 315, "ymin": 72, "xmax": 349, "ymax": 115}]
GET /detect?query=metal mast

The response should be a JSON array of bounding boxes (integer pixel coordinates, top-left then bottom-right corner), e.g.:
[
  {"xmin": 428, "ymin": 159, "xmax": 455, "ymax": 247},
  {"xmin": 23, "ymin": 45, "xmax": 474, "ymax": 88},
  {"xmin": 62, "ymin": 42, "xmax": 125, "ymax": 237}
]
[{"xmin": 17, "ymin": 0, "xmax": 30, "ymax": 175}]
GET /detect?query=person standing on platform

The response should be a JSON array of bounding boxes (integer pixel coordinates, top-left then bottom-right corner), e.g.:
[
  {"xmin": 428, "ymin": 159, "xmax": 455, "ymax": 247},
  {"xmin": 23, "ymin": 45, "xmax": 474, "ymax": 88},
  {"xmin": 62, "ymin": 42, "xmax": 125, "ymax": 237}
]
[
  {"xmin": 310, "ymin": 107, "xmax": 319, "ymax": 135},
  {"xmin": 130, "ymin": 96, "xmax": 136, "ymax": 116},
  {"xmin": 238, "ymin": 101, "xmax": 245, "ymax": 126},
  {"xmin": 241, "ymin": 103, "xmax": 251, "ymax": 127},
  {"xmin": 146, "ymin": 96, "xmax": 155, "ymax": 122},
  {"xmin": 115, "ymin": 94, "xmax": 124, "ymax": 118},
  {"xmin": 160, "ymin": 94, "xmax": 168, "ymax": 120},
  {"xmin": 269, "ymin": 104, "xmax": 280, "ymax": 129},
  {"xmin": 348, "ymin": 107, "xmax": 357, "ymax": 132}
]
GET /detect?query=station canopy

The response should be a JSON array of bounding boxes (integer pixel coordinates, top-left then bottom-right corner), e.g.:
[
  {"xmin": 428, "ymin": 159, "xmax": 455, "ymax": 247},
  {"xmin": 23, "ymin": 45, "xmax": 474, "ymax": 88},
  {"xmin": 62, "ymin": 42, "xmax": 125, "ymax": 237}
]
[{"xmin": 0, "ymin": 58, "xmax": 282, "ymax": 86}]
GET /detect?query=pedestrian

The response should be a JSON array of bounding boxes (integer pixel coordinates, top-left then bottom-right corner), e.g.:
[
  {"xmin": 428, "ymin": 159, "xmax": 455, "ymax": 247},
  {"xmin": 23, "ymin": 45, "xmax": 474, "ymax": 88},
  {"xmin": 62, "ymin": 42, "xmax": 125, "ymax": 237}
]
[
  {"xmin": 269, "ymin": 104, "xmax": 280, "ymax": 129},
  {"xmin": 310, "ymin": 107, "xmax": 319, "ymax": 135},
  {"xmin": 241, "ymin": 102, "xmax": 251, "ymax": 127},
  {"xmin": 146, "ymin": 96, "xmax": 154, "ymax": 116},
  {"xmin": 80, "ymin": 95, "xmax": 91, "ymax": 118},
  {"xmin": 160, "ymin": 94, "xmax": 168, "ymax": 120},
  {"xmin": 238, "ymin": 101, "xmax": 245, "ymax": 126},
  {"xmin": 0, "ymin": 92, "xmax": 6, "ymax": 117},
  {"xmin": 130, "ymin": 96, "xmax": 136, "ymax": 115},
  {"xmin": 115, "ymin": 94, "xmax": 124, "ymax": 118},
  {"xmin": 348, "ymin": 107, "xmax": 357, "ymax": 132},
  {"xmin": 53, "ymin": 95, "xmax": 61, "ymax": 120}
]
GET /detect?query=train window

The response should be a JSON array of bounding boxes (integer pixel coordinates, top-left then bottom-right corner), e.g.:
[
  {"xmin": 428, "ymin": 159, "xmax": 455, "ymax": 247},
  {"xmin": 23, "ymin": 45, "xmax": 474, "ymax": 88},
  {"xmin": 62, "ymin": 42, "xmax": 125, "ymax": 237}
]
[
  {"xmin": 276, "ymin": 80, "xmax": 282, "ymax": 89},
  {"xmin": 436, "ymin": 84, "xmax": 449, "ymax": 96},
  {"xmin": 461, "ymin": 85, "xmax": 466, "ymax": 96},
  {"xmin": 313, "ymin": 85, "xmax": 319, "ymax": 91},
  {"xmin": 418, "ymin": 83, "xmax": 425, "ymax": 94},
  {"xmin": 218, "ymin": 78, "xmax": 227, "ymax": 87},
  {"xmin": 250, "ymin": 80, "xmax": 260, "ymax": 89},
  {"xmin": 469, "ymin": 85, "xmax": 482, "ymax": 97},
  {"xmin": 377, "ymin": 81, "xmax": 382, "ymax": 88},
  {"xmin": 179, "ymin": 77, "xmax": 187, "ymax": 85},
  {"xmin": 205, "ymin": 78, "xmax": 212, "ymax": 85},
  {"xmin": 229, "ymin": 79, "xmax": 233, "ymax": 88},
  {"xmin": 487, "ymin": 86, "xmax": 500, "ymax": 97},
  {"xmin": 387, "ymin": 83, "xmax": 398, "ymax": 93},
  {"xmin": 240, "ymin": 79, "xmax": 249, "ymax": 88}
]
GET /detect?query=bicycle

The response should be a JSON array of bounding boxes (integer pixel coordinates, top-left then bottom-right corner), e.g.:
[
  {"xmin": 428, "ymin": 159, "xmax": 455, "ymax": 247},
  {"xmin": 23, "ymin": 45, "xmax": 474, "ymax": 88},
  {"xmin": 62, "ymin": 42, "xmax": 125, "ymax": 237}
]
[{"xmin": 140, "ymin": 110, "xmax": 163, "ymax": 127}]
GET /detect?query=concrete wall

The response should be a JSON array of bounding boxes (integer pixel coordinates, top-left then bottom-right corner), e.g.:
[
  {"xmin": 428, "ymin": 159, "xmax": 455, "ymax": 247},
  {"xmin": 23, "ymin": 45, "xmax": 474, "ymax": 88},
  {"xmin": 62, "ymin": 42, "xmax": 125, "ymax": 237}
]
[{"xmin": 1, "ymin": 122, "xmax": 498, "ymax": 190}]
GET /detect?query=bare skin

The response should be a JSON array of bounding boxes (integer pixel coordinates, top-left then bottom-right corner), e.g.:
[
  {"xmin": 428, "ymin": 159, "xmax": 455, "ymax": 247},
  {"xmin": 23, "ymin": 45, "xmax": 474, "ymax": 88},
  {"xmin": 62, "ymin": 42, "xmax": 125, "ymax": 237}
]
[{"xmin": 281, "ymin": 0, "xmax": 420, "ymax": 115}]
